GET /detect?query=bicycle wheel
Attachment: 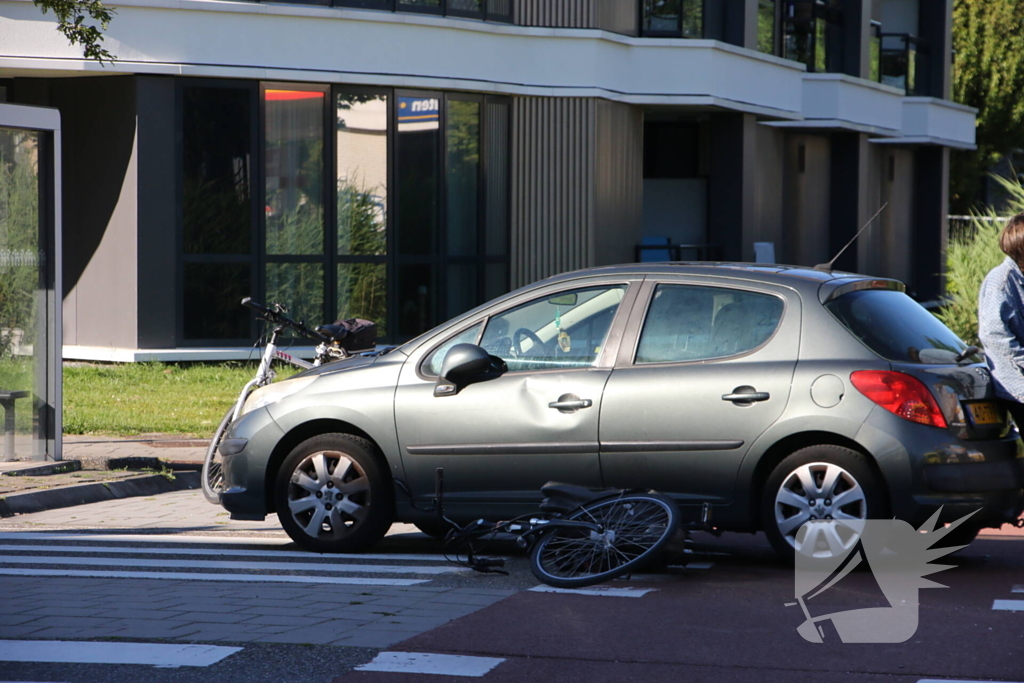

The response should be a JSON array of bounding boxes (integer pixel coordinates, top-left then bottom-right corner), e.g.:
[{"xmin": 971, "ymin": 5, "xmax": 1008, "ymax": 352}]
[
  {"xmin": 530, "ymin": 492, "xmax": 679, "ymax": 589},
  {"xmin": 201, "ymin": 407, "xmax": 234, "ymax": 504}
]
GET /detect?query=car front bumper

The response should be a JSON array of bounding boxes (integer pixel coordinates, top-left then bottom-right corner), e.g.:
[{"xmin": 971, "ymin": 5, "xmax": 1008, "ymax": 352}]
[{"xmin": 217, "ymin": 406, "xmax": 286, "ymax": 522}]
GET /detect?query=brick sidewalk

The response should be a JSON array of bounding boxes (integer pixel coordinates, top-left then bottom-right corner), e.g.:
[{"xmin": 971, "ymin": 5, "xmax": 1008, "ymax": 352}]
[{"xmin": 63, "ymin": 434, "xmax": 207, "ymax": 464}]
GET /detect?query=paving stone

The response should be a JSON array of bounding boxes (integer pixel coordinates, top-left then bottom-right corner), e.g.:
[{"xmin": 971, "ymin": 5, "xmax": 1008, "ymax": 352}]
[
  {"xmin": 20, "ymin": 607, "xmax": 119, "ymax": 618},
  {"xmin": 330, "ymin": 630, "xmax": 412, "ymax": 648},
  {"xmin": 239, "ymin": 614, "xmax": 331, "ymax": 627},
  {"xmin": 0, "ymin": 624, "xmax": 48, "ymax": 638},
  {"xmin": 0, "ymin": 613, "xmax": 47, "ymax": 626},
  {"xmin": 20, "ymin": 626, "xmax": 124, "ymax": 640},
  {"xmin": 255, "ymin": 626, "xmax": 346, "ymax": 645},
  {"xmin": 21, "ymin": 616, "xmax": 121, "ymax": 629},
  {"xmin": 233, "ymin": 606, "xmax": 318, "ymax": 618},
  {"xmin": 178, "ymin": 611, "xmax": 257, "ymax": 625}
]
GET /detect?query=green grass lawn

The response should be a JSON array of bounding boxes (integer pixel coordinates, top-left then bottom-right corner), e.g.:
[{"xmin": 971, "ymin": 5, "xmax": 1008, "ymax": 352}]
[{"xmin": 63, "ymin": 362, "xmax": 300, "ymax": 437}]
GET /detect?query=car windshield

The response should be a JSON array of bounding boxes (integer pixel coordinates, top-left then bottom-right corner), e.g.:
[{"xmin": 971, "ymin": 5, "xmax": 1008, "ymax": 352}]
[{"xmin": 825, "ymin": 289, "xmax": 980, "ymax": 364}]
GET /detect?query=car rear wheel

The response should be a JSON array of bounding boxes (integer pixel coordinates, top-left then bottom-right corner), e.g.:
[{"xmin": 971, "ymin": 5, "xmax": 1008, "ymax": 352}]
[
  {"xmin": 761, "ymin": 445, "xmax": 886, "ymax": 561},
  {"xmin": 274, "ymin": 433, "xmax": 394, "ymax": 553}
]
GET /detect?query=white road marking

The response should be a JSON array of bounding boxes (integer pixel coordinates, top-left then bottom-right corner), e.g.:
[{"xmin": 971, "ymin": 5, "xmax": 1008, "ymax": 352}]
[
  {"xmin": 0, "ymin": 533, "xmax": 452, "ymax": 561},
  {"xmin": 0, "ymin": 555, "xmax": 460, "ymax": 575},
  {"xmin": 0, "ymin": 568, "xmax": 427, "ymax": 586},
  {"xmin": 0, "ymin": 543, "xmax": 459, "ymax": 563},
  {"xmin": 529, "ymin": 585, "xmax": 657, "ymax": 598},
  {"xmin": 357, "ymin": 652, "xmax": 505, "ymax": 677},
  {"xmin": 1012, "ymin": 585, "xmax": 1024, "ymax": 593},
  {"xmin": 683, "ymin": 561, "xmax": 714, "ymax": 569},
  {"xmin": 0, "ymin": 640, "xmax": 241, "ymax": 668},
  {"xmin": 0, "ymin": 532, "xmax": 295, "ymax": 546},
  {"xmin": 992, "ymin": 600, "xmax": 1024, "ymax": 611}
]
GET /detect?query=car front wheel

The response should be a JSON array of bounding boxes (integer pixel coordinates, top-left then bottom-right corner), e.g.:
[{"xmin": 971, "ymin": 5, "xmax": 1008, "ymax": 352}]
[
  {"xmin": 274, "ymin": 433, "xmax": 394, "ymax": 553},
  {"xmin": 761, "ymin": 445, "xmax": 886, "ymax": 561}
]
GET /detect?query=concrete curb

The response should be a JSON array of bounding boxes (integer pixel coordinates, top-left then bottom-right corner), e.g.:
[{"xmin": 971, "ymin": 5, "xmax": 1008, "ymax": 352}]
[{"xmin": 0, "ymin": 471, "xmax": 200, "ymax": 518}]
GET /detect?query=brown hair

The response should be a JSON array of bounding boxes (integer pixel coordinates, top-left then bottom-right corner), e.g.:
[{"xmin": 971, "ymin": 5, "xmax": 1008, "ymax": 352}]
[{"xmin": 1000, "ymin": 213, "xmax": 1024, "ymax": 268}]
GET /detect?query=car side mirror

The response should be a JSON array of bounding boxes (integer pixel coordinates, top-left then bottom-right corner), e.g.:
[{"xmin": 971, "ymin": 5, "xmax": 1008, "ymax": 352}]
[{"xmin": 434, "ymin": 344, "xmax": 506, "ymax": 397}]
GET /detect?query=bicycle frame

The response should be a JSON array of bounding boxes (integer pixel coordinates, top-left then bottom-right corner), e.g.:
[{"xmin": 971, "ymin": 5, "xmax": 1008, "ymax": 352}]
[{"xmin": 229, "ymin": 325, "xmax": 317, "ymax": 422}]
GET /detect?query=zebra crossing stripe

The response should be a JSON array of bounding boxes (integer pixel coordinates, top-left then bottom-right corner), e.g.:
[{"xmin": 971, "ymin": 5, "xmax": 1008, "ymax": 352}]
[
  {"xmin": 0, "ymin": 568, "xmax": 428, "ymax": 586},
  {"xmin": 0, "ymin": 640, "xmax": 241, "ymax": 667},
  {"xmin": 357, "ymin": 652, "xmax": 506, "ymax": 677},
  {"xmin": 0, "ymin": 533, "xmax": 455, "ymax": 562},
  {"xmin": 0, "ymin": 554, "xmax": 460, "ymax": 575},
  {"xmin": 992, "ymin": 600, "xmax": 1024, "ymax": 611},
  {"xmin": 528, "ymin": 585, "xmax": 657, "ymax": 598},
  {"xmin": 0, "ymin": 543, "xmax": 462, "ymax": 563}
]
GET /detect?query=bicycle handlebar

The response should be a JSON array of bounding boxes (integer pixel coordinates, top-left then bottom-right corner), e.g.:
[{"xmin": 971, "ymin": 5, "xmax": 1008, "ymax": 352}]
[{"xmin": 240, "ymin": 297, "xmax": 331, "ymax": 342}]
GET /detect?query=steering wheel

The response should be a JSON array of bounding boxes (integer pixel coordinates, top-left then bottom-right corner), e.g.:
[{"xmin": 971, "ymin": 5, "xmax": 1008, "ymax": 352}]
[{"xmin": 512, "ymin": 328, "xmax": 544, "ymax": 357}]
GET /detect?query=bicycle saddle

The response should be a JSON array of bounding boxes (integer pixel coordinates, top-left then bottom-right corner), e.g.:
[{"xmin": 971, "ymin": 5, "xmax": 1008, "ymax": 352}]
[
  {"xmin": 539, "ymin": 482, "xmax": 621, "ymax": 514},
  {"xmin": 316, "ymin": 323, "xmax": 350, "ymax": 343}
]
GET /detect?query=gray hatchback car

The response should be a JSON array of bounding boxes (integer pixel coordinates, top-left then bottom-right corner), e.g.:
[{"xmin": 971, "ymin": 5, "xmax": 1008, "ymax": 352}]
[{"xmin": 216, "ymin": 264, "xmax": 1024, "ymax": 558}]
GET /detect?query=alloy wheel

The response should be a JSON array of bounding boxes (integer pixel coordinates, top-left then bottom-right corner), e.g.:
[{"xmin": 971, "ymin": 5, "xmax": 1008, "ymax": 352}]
[
  {"xmin": 286, "ymin": 450, "xmax": 371, "ymax": 539},
  {"xmin": 774, "ymin": 461, "xmax": 868, "ymax": 558}
]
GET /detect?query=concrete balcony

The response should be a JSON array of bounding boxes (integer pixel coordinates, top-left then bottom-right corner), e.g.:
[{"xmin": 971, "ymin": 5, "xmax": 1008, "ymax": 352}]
[
  {"xmin": 875, "ymin": 97, "xmax": 978, "ymax": 150},
  {"xmin": 762, "ymin": 73, "xmax": 905, "ymax": 136},
  {"xmin": 0, "ymin": 0, "xmax": 805, "ymax": 118}
]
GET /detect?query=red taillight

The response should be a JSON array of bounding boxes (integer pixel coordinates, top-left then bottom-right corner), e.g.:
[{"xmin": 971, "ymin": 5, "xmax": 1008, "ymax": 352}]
[{"xmin": 850, "ymin": 371, "xmax": 948, "ymax": 429}]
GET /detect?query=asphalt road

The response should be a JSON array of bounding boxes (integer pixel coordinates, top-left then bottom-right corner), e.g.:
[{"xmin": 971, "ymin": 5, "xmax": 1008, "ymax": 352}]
[{"xmin": 0, "ymin": 491, "xmax": 1021, "ymax": 682}]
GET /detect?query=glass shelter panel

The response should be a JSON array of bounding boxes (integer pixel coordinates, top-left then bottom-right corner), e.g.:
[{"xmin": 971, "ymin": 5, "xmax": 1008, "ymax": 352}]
[{"xmin": 0, "ymin": 127, "xmax": 47, "ymax": 460}]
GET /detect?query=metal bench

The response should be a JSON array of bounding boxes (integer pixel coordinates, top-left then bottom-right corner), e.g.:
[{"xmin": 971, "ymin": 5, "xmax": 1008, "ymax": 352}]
[{"xmin": 0, "ymin": 390, "xmax": 29, "ymax": 461}]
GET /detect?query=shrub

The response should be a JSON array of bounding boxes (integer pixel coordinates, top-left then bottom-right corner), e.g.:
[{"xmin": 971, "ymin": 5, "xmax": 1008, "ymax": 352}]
[{"xmin": 937, "ymin": 174, "xmax": 1022, "ymax": 346}]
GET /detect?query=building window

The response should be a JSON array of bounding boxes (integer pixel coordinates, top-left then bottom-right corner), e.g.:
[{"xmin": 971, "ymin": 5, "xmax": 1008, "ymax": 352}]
[
  {"xmin": 333, "ymin": 0, "xmax": 511, "ymax": 22},
  {"xmin": 642, "ymin": 0, "xmax": 703, "ymax": 38},
  {"xmin": 180, "ymin": 83, "xmax": 508, "ymax": 346},
  {"xmin": 783, "ymin": 0, "xmax": 844, "ymax": 73},
  {"xmin": 879, "ymin": 33, "xmax": 926, "ymax": 95},
  {"xmin": 263, "ymin": 86, "xmax": 328, "ymax": 334},
  {"xmin": 337, "ymin": 89, "xmax": 389, "ymax": 336},
  {"xmin": 758, "ymin": 0, "xmax": 779, "ymax": 55},
  {"xmin": 181, "ymin": 84, "xmax": 257, "ymax": 342}
]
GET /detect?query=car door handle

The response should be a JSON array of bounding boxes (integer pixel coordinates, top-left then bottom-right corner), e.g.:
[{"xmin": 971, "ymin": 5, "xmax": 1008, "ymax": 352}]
[
  {"xmin": 722, "ymin": 388, "xmax": 770, "ymax": 404},
  {"xmin": 549, "ymin": 394, "xmax": 593, "ymax": 413}
]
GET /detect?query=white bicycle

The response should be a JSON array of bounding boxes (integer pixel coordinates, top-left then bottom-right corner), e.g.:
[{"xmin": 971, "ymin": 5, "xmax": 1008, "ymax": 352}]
[{"xmin": 201, "ymin": 298, "xmax": 356, "ymax": 504}]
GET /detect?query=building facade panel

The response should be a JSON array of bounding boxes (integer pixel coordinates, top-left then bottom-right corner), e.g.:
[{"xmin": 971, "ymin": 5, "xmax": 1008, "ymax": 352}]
[
  {"xmin": 0, "ymin": 0, "xmax": 975, "ymax": 356},
  {"xmin": 510, "ymin": 96, "xmax": 594, "ymax": 288}
]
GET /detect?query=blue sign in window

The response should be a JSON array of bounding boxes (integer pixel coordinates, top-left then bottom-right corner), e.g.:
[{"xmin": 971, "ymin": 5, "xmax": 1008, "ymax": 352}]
[{"xmin": 398, "ymin": 97, "xmax": 440, "ymax": 124}]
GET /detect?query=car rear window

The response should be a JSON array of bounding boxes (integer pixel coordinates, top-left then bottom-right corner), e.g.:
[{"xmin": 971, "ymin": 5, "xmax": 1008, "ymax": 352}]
[{"xmin": 825, "ymin": 289, "xmax": 978, "ymax": 364}]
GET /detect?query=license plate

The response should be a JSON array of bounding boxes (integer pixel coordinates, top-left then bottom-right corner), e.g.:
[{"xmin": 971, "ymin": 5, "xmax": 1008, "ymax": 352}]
[{"xmin": 965, "ymin": 401, "xmax": 1003, "ymax": 426}]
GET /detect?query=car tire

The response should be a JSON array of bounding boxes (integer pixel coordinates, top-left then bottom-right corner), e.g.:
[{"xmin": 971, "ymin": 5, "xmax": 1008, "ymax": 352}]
[
  {"xmin": 761, "ymin": 445, "xmax": 886, "ymax": 561},
  {"xmin": 274, "ymin": 433, "xmax": 394, "ymax": 553}
]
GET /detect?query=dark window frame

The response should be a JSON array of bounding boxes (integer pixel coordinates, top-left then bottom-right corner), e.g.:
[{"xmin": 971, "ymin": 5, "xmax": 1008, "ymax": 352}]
[
  {"xmin": 260, "ymin": 82, "xmax": 333, "ymax": 336},
  {"xmin": 639, "ymin": 0, "xmax": 704, "ymax": 39},
  {"xmin": 334, "ymin": 84, "xmax": 393, "ymax": 338},
  {"xmin": 178, "ymin": 80, "xmax": 510, "ymax": 347},
  {"xmin": 176, "ymin": 78, "xmax": 261, "ymax": 347}
]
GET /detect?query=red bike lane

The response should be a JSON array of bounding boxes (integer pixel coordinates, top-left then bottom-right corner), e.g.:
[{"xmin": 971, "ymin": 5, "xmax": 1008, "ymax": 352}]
[{"xmin": 335, "ymin": 533, "xmax": 1024, "ymax": 683}]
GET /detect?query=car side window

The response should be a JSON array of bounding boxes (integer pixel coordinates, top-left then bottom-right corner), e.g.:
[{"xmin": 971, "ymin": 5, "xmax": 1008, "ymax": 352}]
[
  {"xmin": 423, "ymin": 322, "xmax": 484, "ymax": 376},
  {"xmin": 635, "ymin": 285, "xmax": 784, "ymax": 364},
  {"xmin": 480, "ymin": 285, "xmax": 627, "ymax": 372}
]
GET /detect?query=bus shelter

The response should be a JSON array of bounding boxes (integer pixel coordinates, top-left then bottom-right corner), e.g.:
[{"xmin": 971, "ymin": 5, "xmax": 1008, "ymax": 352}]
[{"xmin": 0, "ymin": 102, "xmax": 62, "ymax": 461}]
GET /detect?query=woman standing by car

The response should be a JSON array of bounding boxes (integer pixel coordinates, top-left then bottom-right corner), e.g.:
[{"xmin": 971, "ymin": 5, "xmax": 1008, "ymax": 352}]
[{"xmin": 978, "ymin": 213, "xmax": 1024, "ymax": 427}]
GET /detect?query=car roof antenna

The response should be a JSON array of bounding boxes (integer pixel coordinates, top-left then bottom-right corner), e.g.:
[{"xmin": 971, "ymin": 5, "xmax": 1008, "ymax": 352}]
[{"xmin": 814, "ymin": 202, "xmax": 888, "ymax": 272}]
